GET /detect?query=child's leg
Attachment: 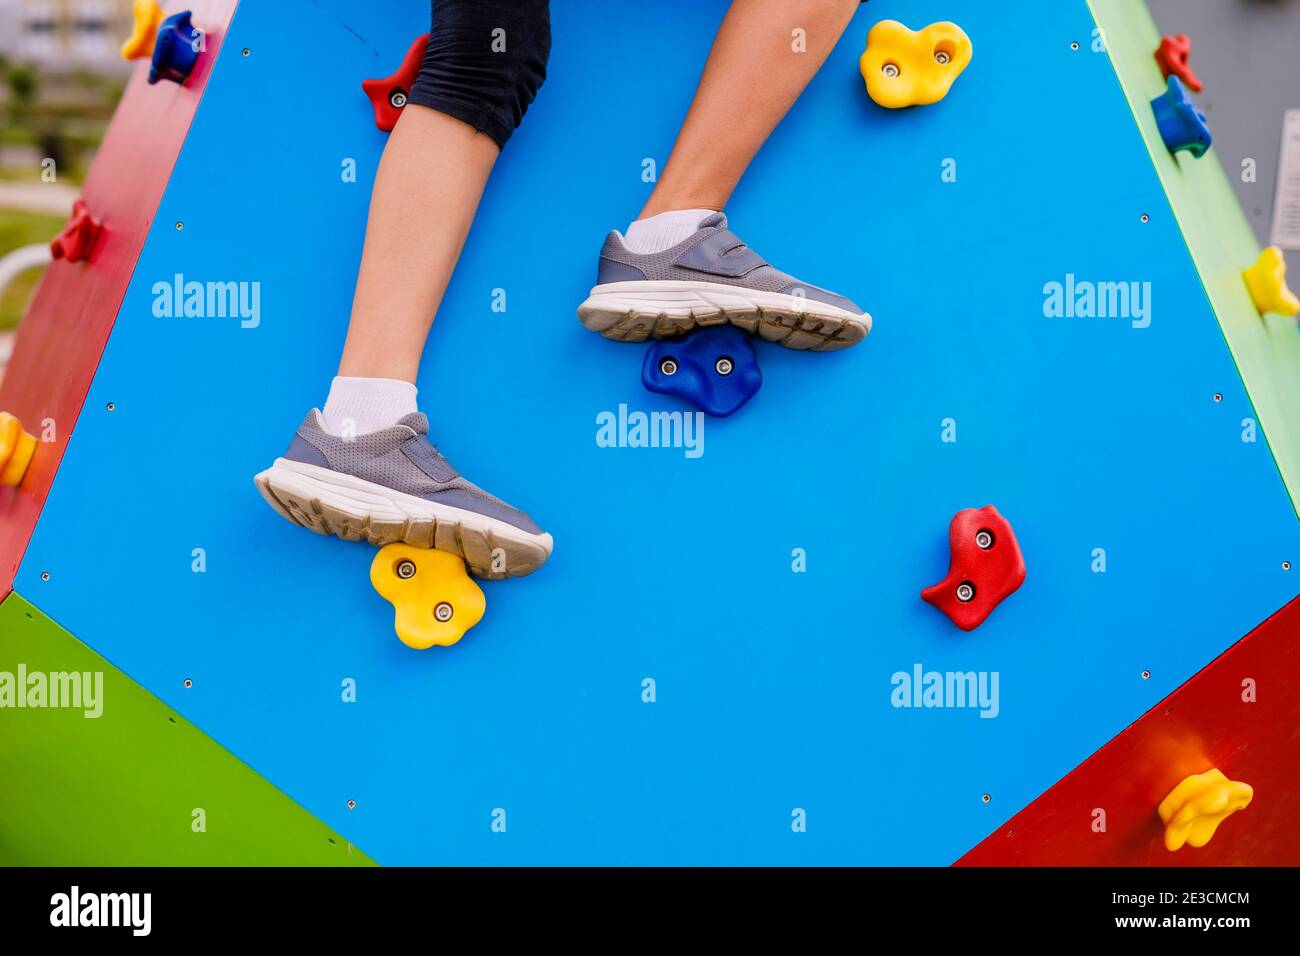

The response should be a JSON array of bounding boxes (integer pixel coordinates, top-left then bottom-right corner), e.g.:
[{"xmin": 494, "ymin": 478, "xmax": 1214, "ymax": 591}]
[
  {"xmin": 331, "ymin": 0, "xmax": 551, "ymax": 422},
  {"xmin": 336, "ymin": 107, "xmax": 500, "ymax": 387},
  {"xmin": 579, "ymin": 0, "xmax": 870, "ymax": 351},
  {"xmin": 642, "ymin": 0, "xmax": 861, "ymax": 221},
  {"xmin": 255, "ymin": 1, "xmax": 554, "ymax": 578}
]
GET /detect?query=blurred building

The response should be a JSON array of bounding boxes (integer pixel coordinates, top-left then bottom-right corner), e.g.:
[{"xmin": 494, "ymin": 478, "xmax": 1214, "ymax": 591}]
[{"xmin": 0, "ymin": 0, "xmax": 134, "ymax": 73}]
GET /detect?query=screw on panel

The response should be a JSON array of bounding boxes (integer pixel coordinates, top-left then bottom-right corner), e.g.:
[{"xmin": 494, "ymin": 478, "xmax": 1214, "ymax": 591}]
[
  {"xmin": 106, "ymin": 402, "xmax": 115, "ymax": 411},
  {"xmin": 183, "ymin": 679, "xmax": 193, "ymax": 688},
  {"xmin": 241, "ymin": 48, "xmax": 250, "ymax": 57},
  {"xmin": 1070, "ymin": 41, "xmax": 1080, "ymax": 51},
  {"xmin": 1213, "ymin": 393, "xmax": 1223, "ymax": 403},
  {"xmin": 40, "ymin": 571, "xmax": 50, "ymax": 581},
  {"xmin": 1141, "ymin": 214, "xmax": 1150, "ymax": 223},
  {"xmin": 347, "ymin": 800, "xmax": 357, "ymax": 810},
  {"xmin": 981, "ymin": 793, "xmax": 991, "ymax": 804},
  {"xmin": 175, "ymin": 221, "xmax": 184, "ymax": 231},
  {"xmin": 1141, "ymin": 669, "xmax": 1151, "ymax": 680},
  {"xmin": 1284, "ymin": 561, "xmax": 1292, "ymax": 571}
]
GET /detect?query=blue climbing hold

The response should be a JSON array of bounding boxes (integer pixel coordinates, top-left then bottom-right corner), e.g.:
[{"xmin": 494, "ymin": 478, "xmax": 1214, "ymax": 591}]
[
  {"xmin": 642, "ymin": 325, "xmax": 762, "ymax": 417},
  {"xmin": 149, "ymin": 11, "xmax": 200, "ymax": 86},
  {"xmin": 1150, "ymin": 75, "xmax": 1211, "ymax": 158}
]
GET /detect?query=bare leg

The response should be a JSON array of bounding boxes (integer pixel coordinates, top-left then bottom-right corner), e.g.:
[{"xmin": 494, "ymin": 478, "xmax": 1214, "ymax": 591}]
[
  {"xmin": 337, "ymin": 106, "xmax": 501, "ymax": 383},
  {"xmin": 640, "ymin": 0, "xmax": 859, "ymax": 218}
]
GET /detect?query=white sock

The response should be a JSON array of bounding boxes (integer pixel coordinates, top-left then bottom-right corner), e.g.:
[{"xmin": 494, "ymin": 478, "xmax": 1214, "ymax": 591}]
[
  {"xmin": 321, "ymin": 376, "xmax": 418, "ymax": 435},
  {"xmin": 622, "ymin": 208, "xmax": 717, "ymax": 254}
]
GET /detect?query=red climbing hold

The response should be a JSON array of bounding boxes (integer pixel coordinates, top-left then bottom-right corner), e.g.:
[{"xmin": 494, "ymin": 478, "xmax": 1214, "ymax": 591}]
[
  {"xmin": 361, "ymin": 34, "xmax": 429, "ymax": 132},
  {"xmin": 49, "ymin": 199, "xmax": 103, "ymax": 263},
  {"xmin": 921, "ymin": 505, "xmax": 1026, "ymax": 632},
  {"xmin": 1155, "ymin": 34, "xmax": 1203, "ymax": 93}
]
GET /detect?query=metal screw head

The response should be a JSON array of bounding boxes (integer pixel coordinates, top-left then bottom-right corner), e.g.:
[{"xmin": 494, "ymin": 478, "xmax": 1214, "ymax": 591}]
[
  {"xmin": 347, "ymin": 800, "xmax": 356, "ymax": 810},
  {"xmin": 659, "ymin": 357, "xmax": 678, "ymax": 376},
  {"xmin": 1070, "ymin": 41, "xmax": 1080, "ymax": 51},
  {"xmin": 934, "ymin": 50, "xmax": 951, "ymax": 64},
  {"xmin": 981, "ymin": 793, "xmax": 991, "ymax": 804},
  {"xmin": 1141, "ymin": 669, "xmax": 1151, "ymax": 680},
  {"xmin": 183, "ymin": 679, "xmax": 193, "ymax": 689},
  {"xmin": 882, "ymin": 62, "xmax": 900, "ymax": 78},
  {"xmin": 1285, "ymin": 561, "xmax": 1293, "ymax": 571},
  {"xmin": 434, "ymin": 601, "xmax": 454, "ymax": 623},
  {"xmin": 714, "ymin": 356, "xmax": 734, "ymax": 376},
  {"xmin": 395, "ymin": 559, "xmax": 417, "ymax": 580},
  {"xmin": 241, "ymin": 48, "xmax": 250, "ymax": 57},
  {"xmin": 975, "ymin": 529, "xmax": 995, "ymax": 550},
  {"xmin": 956, "ymin": 581, "xmax": 976, "ymax": 603},
  {"xmin": 1141, "ymin": 214, "xmax": 1150, "ymax": 223},
  {"xmin": 40, "ymin": 571, "xmax": 50, "ymax": 581},
  {"xmin": 390, "ymin": 89, "xmax": 408, "ymax": 109},
  {"xmin": 106, "ymin": 402, "xmax": 116, "ymax": 411},
  {"xmin": 1213, "ymin": 393, "xmax": 1223, "ymax": 403}
]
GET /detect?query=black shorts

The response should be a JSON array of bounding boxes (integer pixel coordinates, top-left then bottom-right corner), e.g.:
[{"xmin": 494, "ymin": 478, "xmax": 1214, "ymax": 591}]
[{"xmin": 407, "ymin": 0, "xmax": 552, "ymax": 150}]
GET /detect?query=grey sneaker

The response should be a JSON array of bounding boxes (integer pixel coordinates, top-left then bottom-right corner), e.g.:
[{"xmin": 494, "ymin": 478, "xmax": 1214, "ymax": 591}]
[
  {"xmin": 254, "ymin": 411, "xmax": 553, "ymax": 579},
  {"xmin": 577, "ymin": 213, "xmax": 871, "ymax": 351}
]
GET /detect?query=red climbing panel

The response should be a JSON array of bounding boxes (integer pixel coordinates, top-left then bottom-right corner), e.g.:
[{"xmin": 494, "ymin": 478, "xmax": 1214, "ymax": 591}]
[
  {"xmin": 0, "ymin": 0, "xmax": 239, "ymax": 596},
  {"xmin": 958, "ymin": 595, "xmax": 1300, "ymax": 866}
]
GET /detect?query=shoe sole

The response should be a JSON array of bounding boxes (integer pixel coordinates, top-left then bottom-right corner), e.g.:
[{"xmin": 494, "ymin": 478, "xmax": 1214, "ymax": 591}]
[
  {"xmin": 577, "ymin": 280, "xmax": 871, "ymax": 351},
  {"xmin": 253, "ymin": 459, "xmax": 553, "ymax": 580}
]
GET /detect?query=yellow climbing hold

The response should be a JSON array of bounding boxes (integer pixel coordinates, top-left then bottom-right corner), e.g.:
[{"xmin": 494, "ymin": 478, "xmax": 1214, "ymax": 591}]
[
  {"xmin": 0, "ymin": 412, "xmax": 36, "ymax": 487},
  {"xmin": 860, "ymin": 20, "xmax": 973, "ymax": 109},
  {"xmin": 121, "ymin": 0, "xmax": 166, "ymax": 61},
  {"xmin": 1157, "ymin": 768, "xmax": 1253, "ymax": 851},
  {"xmin": 370, "ymin": 543, "xmax": 486, "ymax": 650},
  {"xmin": 1243, "ymin": 246, "xmax": 1300, "ymax": 317}
]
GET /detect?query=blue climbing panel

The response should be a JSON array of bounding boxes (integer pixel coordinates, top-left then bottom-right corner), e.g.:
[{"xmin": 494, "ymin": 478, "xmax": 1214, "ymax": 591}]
[{"xmin": 18, "ymin": 0, "xmax": 1300, "ymax": 863}]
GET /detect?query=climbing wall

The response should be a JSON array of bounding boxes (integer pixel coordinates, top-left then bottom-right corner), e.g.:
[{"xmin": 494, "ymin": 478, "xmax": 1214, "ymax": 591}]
[
  {"xmin": 2, "ymin": 0, "xmax": 1298, "ymax": 864},
  {"xmin": 0, "ymin": 0, "xmax": 237, "ymax": 595}
]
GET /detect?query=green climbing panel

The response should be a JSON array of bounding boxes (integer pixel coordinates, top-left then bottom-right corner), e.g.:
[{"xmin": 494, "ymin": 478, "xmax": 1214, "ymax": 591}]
[
  {"xmin": 1092, "ymin": 0, "xmax": 1300, "ymax": 518},
  {"xmin": 0, "ymin": 592, "xmax": 374, "ymax": 866}
]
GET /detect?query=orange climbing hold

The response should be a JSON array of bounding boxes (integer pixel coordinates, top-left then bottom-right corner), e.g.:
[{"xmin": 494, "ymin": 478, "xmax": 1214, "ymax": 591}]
[
  {"xmin": 121, "ymin": 0, "xmax": 166, "ymax": 61},
  {"xmin": 0, "ymin": 413, "xmax": 37, "ymax": 487},
  {"xmin": 859, "ymin": 20, "xmax": 972, "ymax": 109},
  {"xmin": 1157, "ymin": 768, "xmax": 1253, "ymax": 851},
  {"xmin": 370, "ymin": 543, "xmax": 486, "ymax": 650},
  {"xmin": 1242, "ymin": 246, "xmax": 1300, "ymax": 317}
]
